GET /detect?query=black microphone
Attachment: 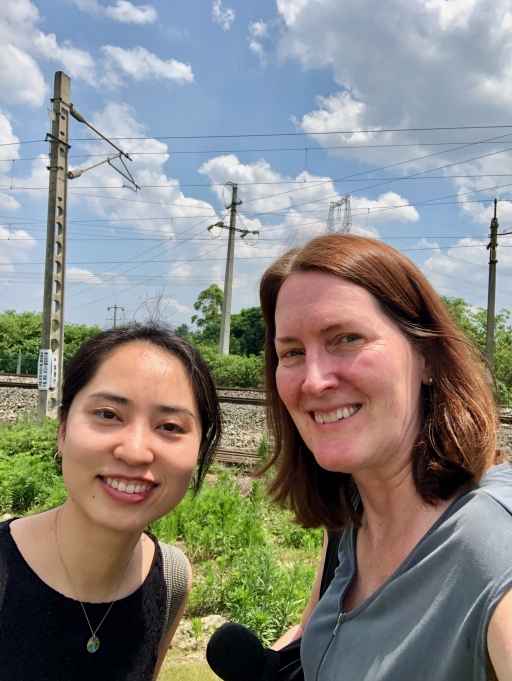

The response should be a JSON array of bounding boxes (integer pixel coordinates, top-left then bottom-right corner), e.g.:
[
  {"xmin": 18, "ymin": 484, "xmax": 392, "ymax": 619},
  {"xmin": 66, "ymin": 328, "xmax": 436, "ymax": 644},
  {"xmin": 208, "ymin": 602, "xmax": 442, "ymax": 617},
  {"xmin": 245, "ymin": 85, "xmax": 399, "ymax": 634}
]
[{"xmin": 206, "ymin": 622, "xmax": 281, "ymax": 681}]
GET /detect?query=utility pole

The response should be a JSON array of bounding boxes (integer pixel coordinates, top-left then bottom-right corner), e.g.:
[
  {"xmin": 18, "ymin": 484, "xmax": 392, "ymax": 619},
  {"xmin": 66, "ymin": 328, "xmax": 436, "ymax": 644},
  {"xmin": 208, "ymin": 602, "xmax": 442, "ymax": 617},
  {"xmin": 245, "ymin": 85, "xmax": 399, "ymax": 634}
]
[
  {"xmin": 219, "ymin": 183, "xmax": 239, "ymax": 355},
  {"xmin": 37, "ymin": 72, "xmax": 71, "ymax": 420},
  {"xmin": 486, "ymin": 198, "xmax": 499, "ymax": 368},
  {"xmin": 37, "ymin": 72, "xmax": 139, "ymax": 420},
  {"xmin": 108, "ymin": 305, "xmax": 124, "ymax": 328},
  {"xmin": 207, "ymin": 183, "xmax": 258, "ymax": 355}
]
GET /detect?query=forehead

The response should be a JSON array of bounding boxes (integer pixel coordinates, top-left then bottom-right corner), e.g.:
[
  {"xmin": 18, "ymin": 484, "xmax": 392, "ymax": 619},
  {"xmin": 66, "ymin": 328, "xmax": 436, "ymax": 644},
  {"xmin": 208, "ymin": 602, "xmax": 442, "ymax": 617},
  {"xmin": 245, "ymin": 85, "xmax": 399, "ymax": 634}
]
[
  {"xmin": 88, "ymin": 342, "xmax": 194, "ymax": 397},
  {"xmin": 275, "ymin": 271, "xmax": 383, "ymax": 333}
]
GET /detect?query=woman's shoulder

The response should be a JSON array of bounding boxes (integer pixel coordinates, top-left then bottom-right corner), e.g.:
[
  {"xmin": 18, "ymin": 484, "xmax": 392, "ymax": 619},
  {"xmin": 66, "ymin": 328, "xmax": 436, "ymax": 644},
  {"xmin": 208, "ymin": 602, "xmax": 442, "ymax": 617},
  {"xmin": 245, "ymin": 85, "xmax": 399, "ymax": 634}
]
[{"xmin": 438, "ymin": 463, "xmax": 512, "ymax": 561}]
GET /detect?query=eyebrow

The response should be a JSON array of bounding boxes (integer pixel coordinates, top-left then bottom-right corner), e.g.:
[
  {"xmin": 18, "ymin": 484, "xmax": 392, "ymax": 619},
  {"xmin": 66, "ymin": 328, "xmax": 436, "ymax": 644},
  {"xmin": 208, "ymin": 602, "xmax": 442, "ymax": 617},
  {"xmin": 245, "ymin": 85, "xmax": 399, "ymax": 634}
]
[
  {"xmin": 275, "ymin": 322, "xmax": 353, "ymax": 344},
  {"xmin": 87, "ymin": 392, "xmax": 196, "ymax": 420}
]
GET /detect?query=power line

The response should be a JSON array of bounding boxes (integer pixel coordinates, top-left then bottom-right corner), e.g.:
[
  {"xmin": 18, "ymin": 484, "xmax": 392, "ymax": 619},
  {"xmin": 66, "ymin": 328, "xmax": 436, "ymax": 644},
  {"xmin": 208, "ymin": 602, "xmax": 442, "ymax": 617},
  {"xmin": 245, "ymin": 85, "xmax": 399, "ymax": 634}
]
[{"xmin": 64, "ymin": 124, "xmax": 512, "ymax": 141}]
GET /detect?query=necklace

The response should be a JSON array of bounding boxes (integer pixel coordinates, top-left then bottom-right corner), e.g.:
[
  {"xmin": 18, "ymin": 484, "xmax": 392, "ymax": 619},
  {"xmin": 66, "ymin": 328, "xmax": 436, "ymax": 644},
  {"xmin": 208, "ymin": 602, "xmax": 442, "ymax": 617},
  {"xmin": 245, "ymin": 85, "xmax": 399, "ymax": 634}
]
[{"xmin": 54, "ymin": 508, "xmax": 135, "ymax": 654}]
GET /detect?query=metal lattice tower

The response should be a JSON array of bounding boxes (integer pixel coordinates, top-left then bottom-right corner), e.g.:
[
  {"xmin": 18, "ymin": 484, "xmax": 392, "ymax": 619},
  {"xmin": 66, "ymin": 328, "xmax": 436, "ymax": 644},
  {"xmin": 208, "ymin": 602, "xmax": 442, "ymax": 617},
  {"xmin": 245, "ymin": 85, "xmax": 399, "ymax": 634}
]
[{"xmin": 327, "ymin": 194, "xmax": 352, "ymax": 233}]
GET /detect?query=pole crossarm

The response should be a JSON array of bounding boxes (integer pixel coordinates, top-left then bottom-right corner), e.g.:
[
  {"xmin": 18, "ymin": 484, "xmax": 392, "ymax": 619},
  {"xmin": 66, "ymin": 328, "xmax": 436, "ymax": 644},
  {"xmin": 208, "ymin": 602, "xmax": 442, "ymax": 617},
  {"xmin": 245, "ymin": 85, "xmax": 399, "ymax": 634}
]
[
  {"xmin": 207, "ymin": 221, "xmax": 259, "ymax": 239},
  {"xmin": 68, "ymin": 105, "xmax": 140, "ymax": 191}
]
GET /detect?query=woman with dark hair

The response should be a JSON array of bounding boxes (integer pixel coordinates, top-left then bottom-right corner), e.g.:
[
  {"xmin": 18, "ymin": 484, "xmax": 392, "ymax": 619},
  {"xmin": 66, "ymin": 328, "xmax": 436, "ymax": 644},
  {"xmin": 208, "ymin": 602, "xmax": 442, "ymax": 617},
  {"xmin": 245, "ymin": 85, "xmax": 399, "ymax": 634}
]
[
  {"xmin": 0, "ymin": 325, "xmax": 222, "ymax": 681},
  {"xmin": 260, "ymin": 234, "xmax": 512, "ymax": 680}
]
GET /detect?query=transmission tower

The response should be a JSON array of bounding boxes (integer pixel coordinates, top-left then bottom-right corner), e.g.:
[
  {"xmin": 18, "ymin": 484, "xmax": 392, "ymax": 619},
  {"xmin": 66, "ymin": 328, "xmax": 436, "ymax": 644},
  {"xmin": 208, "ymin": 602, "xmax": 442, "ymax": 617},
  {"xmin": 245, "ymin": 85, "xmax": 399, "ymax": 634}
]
[{"xmin": 327, "ymin": 194, "xmax": 352, "ymax": 233}]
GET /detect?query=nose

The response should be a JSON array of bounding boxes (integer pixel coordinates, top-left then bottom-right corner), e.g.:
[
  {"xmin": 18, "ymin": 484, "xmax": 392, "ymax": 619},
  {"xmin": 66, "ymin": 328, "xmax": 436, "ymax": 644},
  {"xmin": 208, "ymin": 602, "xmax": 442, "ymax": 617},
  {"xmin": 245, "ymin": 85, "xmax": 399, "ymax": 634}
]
[
  {"xmin": 301, "ymin": 351, "xmax": 340, "ymax": 396},
  {"xmin": 112, "ymin": 421, "xmax": 155, "ymax": 467}
]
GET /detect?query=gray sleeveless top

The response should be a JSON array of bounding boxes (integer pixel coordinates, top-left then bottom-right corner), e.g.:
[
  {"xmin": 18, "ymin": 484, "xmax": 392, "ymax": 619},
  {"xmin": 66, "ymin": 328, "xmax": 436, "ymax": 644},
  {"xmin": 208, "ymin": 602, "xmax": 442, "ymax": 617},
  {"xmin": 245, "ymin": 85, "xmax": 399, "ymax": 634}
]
[{"xmin": 301, "ymin": 463, "xmax": 512, "ymax": 681}]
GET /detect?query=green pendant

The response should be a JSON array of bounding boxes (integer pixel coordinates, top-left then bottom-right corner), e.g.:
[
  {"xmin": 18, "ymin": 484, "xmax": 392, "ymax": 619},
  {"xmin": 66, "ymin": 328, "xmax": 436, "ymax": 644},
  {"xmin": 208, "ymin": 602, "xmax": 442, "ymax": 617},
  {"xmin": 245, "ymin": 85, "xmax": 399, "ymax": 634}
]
[{"xmin": 87, "ymin": 636, "xmax": 100, "ymax": 653}]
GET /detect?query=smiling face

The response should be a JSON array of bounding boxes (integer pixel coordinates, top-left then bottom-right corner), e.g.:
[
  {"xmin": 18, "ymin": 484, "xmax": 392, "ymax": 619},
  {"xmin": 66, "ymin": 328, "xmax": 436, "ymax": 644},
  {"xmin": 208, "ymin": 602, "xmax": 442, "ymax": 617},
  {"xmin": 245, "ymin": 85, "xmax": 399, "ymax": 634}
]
[
  {"xmin": 58, "ymin": 342, "xmax": 201, "ymax": 533},
  {"xmin": 274, "ymin": 271, "xmax": 430, "ymax": 481}
]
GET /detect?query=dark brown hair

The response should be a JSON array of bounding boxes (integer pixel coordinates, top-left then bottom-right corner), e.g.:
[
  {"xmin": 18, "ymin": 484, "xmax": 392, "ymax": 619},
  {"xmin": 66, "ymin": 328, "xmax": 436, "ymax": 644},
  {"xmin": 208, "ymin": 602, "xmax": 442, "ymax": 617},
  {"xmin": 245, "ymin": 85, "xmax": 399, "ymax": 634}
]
[
  {"xmin": 259, "ymin": 234, "xmax": 498, "ymax": 529},
  {"xmin": 60, "ymin": 324, "xmax": 222, "ymax": 494}
]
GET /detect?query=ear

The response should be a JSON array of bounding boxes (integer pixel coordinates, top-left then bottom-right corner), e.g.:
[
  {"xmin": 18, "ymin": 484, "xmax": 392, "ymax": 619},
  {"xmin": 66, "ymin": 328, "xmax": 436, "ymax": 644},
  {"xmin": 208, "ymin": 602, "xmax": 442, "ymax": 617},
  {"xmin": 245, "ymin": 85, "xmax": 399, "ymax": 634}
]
[
  {"xmin": 420, "ymin": 344, "xmax": 433, "ymax": 386},
  {"xmin": 57, "ymin": 418, "xmax": 67, "ymax": 451}
]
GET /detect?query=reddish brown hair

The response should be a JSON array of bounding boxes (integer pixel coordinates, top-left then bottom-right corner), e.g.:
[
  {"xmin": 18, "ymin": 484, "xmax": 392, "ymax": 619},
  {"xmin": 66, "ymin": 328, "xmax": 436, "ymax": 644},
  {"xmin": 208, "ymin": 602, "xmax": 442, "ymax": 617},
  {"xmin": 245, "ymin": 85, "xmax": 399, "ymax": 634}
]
[{"xmin": 259, "ymin": 234, "xmax": 498, "ymax": 529}]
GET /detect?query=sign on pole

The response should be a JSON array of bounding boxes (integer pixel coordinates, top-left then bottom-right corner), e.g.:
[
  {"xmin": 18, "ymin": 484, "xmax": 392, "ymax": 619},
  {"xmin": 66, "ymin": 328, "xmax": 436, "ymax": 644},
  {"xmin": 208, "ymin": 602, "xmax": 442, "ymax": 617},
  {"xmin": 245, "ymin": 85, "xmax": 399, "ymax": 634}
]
[
  {"xmin": 51, "ymin": 354, "xmax": 58, "ymax": 389},
  {"xmin": 38, "ymin": 350, "xmax": 52, "ymax": 390}
]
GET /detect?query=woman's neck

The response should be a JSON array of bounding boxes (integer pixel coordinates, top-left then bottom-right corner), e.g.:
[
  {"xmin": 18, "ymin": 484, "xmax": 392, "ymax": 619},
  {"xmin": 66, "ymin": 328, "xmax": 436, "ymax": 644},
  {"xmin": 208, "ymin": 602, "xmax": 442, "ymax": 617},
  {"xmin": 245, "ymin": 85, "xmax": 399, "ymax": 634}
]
[
  {"xmin": 353, "ymin": 457, "xmax": 452, "ymax": 552},
  {"xmin": 10, "ymin": 503, "xmax": 149, "ymax": 604},
  {"xmin": 54, "ymin": 501, "xmax": 143, "ymax": 602}
]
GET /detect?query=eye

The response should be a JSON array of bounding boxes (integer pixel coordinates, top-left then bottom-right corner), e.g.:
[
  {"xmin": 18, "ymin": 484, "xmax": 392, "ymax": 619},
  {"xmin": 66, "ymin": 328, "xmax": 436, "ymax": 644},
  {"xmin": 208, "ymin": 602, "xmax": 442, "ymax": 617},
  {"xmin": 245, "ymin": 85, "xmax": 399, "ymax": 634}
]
[
  {"xmin": 94, "ymin": 409, "xmax": 118, "ymax": 421},
  {"xmin": 338, "ymin": 334, "xmax": 361, "ymax": 344},
  {"xmin": 159, "ymin": 422, "xmax": 186, "ymax": 434},
  {"xmin": 282, "ymin": 348, "xmax": 304, "ymax": 358}
]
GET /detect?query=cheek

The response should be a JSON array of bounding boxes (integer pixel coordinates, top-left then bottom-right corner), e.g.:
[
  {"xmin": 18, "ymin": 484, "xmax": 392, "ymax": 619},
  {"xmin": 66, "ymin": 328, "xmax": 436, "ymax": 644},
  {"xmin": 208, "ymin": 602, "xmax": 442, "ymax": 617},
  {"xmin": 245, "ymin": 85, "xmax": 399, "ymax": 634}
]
[{"xmin": 276, "ymin": 367, "xmax": 300, "ymax": 406}]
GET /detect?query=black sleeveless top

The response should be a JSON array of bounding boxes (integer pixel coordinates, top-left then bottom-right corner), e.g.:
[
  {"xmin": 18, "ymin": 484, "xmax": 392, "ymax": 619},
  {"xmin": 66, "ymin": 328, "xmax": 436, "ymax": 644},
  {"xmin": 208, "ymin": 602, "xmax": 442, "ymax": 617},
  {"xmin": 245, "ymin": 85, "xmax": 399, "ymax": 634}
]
[{"xmin": 0, "ymin": 519, "xmax": 166, "ymax": 681}]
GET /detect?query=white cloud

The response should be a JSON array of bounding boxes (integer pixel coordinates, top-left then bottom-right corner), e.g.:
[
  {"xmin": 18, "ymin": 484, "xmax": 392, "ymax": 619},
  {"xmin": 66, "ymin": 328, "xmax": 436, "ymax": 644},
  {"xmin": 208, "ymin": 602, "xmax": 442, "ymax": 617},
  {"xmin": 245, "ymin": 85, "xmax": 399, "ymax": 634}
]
[
  {"xmin": 71, "ymin": 0, "xmax": 158, "ymax": 24},
  {"xmin": 249, "ymin": 21, "xmax": 268, "ymax": 38},
  {"xmin": 101, "ymin": 45, "xmax": 194, "ymax": 83},
  {"xmin": 0, "ymin": 44, "xmax": 46, "ymax": 106},
  {"xmin": 33, "ymin": 33, "xmax": 96, "ymax": 85},
  {"xmin": 105, "ymin": 1, "xmax": 157, "ymax": 23},
  {"xmin": 276, "ymin": 0, "xmax": 512, "ymax": 178},
  {"xmin": 249, "ymin": 40, "xmax": 267, "ymax": 66},
  {"xmin": 0, "ymin": 0, "xmax": 96, "ymax": 105},
  {"xmin": 0, "ymin": 224, "xmax": 36, "ymax": 289},
  {"xmin": 212, "ymin": 0, "xmax": 235, "ymax": 31}
]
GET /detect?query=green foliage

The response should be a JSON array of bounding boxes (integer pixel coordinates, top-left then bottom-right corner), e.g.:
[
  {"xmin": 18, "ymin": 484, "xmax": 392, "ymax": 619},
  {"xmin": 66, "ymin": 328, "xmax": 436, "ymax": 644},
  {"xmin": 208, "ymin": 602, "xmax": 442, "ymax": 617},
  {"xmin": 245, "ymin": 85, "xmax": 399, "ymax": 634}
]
[
  {"xmin": 0, "ymin": 310, "xmax": 100, "ymax": 373},
  {"xmin": 230, "ymin": 307, "xmax": 266, "ymax": 356},
  {"xmin": 195, "ymin": 345, "xmax": 263, "ymax": 388},
  {"xmin": 442, "ymin": 297, "xmax": 512, "ymax": 395},
  {"xmin": 0, "ymin": 415, "xmax": 59, "ymax": 461},
  {"xmin": 0, "ymin": 416, "xmax": 65, "ymax": 513},
  {"xmin": 191, "ymin": 617, "xmax": 203, "ymax": 645},
  {"xmin": 191, "ymin": 285, "xmax": 223, "ymax": 329},
  {"xmin": 152, "ymin": 472, "xmax": 266, "ymax": 561},
  {"xmin": 152, "ymin": 472, "xmax": 320, "ymax": 643}
]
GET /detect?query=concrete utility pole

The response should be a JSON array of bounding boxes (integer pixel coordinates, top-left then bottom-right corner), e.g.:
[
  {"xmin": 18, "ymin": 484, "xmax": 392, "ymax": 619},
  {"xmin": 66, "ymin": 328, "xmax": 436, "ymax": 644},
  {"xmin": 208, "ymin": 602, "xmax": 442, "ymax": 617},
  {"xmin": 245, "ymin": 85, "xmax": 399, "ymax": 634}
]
[
  {"xmin": 108, "ymin": 305, "xmax": 124, "ymax": 328},
  {"xmin": 486, "ymin": 198, "xmax": 499, "ymax": 368},
  {"xmin": 219, "ymin": 183, "xmax": 241, "ymax": 355},
  {"xmin": 206, "ymin": 184, "xmax": 258, "ymax": 355},
  {"xmin": 37, "ymin": 72, "xmax": 71, "ymax": 420}
]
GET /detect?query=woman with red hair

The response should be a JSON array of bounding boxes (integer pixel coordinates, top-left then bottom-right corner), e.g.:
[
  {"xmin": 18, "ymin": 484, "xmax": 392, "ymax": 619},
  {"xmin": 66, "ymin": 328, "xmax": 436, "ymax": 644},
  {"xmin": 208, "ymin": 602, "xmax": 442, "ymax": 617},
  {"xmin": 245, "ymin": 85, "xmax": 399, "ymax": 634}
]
[{"xmin": 260, "ymin": 234, "xmax": 512, "ymax": 680}]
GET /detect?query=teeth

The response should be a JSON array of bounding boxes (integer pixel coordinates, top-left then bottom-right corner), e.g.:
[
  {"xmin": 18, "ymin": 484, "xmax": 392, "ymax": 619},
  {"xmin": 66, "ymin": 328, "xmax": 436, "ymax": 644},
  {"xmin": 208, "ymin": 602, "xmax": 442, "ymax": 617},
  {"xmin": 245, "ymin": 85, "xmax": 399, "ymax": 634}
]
[
  {"xmin": 103, "ymin": 477, "xmax": 153, "ymax": 494},
  {"xmin": 314, "ymin": 405, "xmax": 360, "ymax": 424}
]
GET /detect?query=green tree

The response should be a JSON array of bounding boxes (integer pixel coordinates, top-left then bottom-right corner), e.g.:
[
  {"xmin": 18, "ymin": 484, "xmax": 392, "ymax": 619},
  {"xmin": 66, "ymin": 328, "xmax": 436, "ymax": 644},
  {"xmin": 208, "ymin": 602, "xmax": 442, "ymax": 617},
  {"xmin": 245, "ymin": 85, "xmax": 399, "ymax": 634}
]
[
  {"xmin": 442, "ymin": 296, "xmax": 512, "ymax": 399},
  {"xmin": 0, "ymin": 310, "xmax": 100, "ymax": 363},
  {"xmin": 230, "ymin": 307, "xmax": 266, "ymax": 356},
  {"xmin": 191, "ymin": 285, "xmax": 223, "ymax": 328}
]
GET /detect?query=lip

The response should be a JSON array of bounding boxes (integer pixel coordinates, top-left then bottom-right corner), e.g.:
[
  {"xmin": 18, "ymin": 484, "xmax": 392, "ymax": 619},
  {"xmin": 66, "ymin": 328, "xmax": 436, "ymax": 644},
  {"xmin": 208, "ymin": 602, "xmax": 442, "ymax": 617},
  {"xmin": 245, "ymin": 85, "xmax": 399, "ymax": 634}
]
[{"xmin": 97, "ymin": 476, "xmax": 157, "ymax": 505}]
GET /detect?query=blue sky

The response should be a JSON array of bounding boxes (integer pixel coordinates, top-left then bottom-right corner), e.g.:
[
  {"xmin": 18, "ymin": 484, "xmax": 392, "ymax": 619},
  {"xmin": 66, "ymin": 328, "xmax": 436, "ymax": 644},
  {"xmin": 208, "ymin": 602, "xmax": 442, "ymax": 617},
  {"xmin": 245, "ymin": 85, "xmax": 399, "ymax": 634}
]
[{"xmin": 1, "ymin": 0, "xmax": 512, "ymax": 329}]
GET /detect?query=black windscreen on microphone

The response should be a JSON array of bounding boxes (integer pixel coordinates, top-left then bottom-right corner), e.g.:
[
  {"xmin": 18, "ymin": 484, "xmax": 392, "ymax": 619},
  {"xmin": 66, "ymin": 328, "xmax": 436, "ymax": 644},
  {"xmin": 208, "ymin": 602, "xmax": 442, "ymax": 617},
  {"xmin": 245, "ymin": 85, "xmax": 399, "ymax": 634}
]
[{"xmin": 206, "ymin": 622, "xmax": 281, "ymax": 681}]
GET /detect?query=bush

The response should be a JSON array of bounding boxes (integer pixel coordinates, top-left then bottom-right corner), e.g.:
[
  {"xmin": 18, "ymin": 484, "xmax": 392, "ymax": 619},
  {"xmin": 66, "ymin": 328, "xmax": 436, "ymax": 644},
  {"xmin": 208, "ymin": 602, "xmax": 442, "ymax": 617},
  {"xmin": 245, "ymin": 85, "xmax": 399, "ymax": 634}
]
[
  {"xmin": 152, "ymin": 472, "xmax": 266, "ymax": 561},
  {"xmin": 195, "ymin": 345, "xmax": 264, "ymax": 388}
]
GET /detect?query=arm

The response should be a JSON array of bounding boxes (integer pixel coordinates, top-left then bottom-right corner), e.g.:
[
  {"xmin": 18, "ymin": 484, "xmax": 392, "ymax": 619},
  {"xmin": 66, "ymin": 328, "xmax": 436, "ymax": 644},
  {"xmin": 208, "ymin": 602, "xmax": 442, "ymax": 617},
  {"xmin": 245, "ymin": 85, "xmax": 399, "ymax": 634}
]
[
  {"xmin": 153, "ymin": 557, "xmax": 193, "ymax": 680},
  {"xmin": 271, "ymin": 531, "xmax": 328, "ymax": 650},
  {"xmin": 488, "ymin": 585, "xmax": 512, "ymax": 681}
]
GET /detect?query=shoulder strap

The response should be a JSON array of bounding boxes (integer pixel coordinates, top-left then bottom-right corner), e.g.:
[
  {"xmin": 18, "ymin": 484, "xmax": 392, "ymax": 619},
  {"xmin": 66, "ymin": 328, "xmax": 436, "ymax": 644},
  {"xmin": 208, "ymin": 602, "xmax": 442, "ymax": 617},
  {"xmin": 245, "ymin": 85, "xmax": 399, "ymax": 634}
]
[
  {"xmin": 158, "ymin": 540, "xmax": 189, "ymax": 643},
  {"xmin": 319, "ymin": 529, "xmax": 343, "ymax": 599}
]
